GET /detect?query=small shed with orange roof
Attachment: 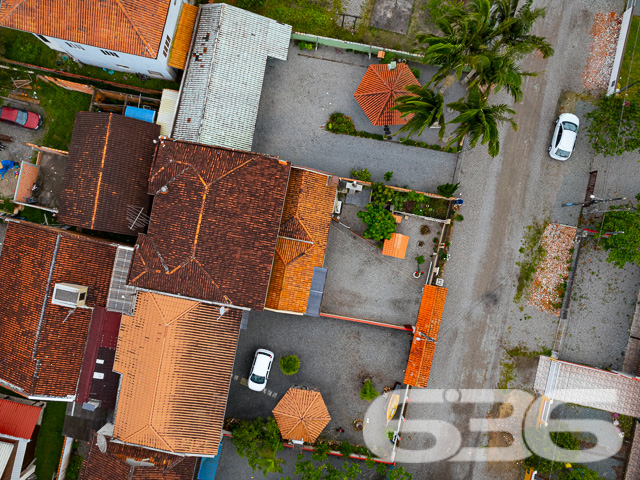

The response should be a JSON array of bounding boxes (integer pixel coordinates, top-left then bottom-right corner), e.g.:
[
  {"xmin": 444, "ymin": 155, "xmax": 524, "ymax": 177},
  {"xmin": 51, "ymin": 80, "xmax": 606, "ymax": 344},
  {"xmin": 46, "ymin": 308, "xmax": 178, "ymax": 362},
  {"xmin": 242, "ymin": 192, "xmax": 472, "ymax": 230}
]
[
  {"xmin": 404, "ymin": 285, "xmax": 447, "ymax": 387},
  {"xmin": 382, "ymin": 233, "xmax": 409, "ymax": 259},
  {"xmin": 272, "ymin": 388, "xmax": 331, "ymax": 443}
]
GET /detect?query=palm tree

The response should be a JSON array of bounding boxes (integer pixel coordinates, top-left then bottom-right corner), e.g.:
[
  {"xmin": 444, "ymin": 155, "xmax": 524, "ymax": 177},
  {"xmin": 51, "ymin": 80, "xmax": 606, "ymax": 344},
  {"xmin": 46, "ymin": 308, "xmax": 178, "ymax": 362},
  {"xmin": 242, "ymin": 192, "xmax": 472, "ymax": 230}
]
[
  {"xmin": 417, "ymin": 0, "xmax": 553, "ymax": 91},
  {"xmin": 446, "ymin": 88, "xmax": 517, "ymax": 157},
  {"xmin": 390, "ymin": 85, "xmax": 446, "ymax": 138}
]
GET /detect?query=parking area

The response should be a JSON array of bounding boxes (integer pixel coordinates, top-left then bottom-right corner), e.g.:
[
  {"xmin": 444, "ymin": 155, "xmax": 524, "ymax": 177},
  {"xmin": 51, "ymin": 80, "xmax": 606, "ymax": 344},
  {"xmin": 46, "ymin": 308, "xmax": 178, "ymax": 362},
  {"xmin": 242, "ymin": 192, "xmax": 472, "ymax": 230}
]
[
  {"xmin": 253, "ymin": 42, "xmax": 462, "ymax": 192},
  {"xmin": 320, "ymin": 204, "xmax": 444, "ymax": 326},
  {"xmin": 225, "ymin": 309, "xmax": 412, "ymax": 447}
]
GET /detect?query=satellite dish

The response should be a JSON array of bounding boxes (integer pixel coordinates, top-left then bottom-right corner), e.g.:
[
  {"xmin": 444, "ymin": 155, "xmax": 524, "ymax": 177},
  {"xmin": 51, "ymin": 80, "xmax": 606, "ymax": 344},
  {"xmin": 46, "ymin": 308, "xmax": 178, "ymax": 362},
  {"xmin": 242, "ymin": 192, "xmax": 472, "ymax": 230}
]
[
  {"xmin": 96, "ymin": 433, "xmax": 107, "ymax": 453},
  {"xmin": 219, "ymin": 306, "xmax": 226, "ymax": 316}
]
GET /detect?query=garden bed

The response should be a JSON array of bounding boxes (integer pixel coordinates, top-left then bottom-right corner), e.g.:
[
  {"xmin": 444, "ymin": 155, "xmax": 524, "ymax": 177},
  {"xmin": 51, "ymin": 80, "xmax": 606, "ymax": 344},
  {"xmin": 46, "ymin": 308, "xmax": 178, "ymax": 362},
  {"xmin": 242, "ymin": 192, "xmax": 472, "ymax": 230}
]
[{"xmin": 525, "ymin": 224, "xmax": 577, "ymax": 316}]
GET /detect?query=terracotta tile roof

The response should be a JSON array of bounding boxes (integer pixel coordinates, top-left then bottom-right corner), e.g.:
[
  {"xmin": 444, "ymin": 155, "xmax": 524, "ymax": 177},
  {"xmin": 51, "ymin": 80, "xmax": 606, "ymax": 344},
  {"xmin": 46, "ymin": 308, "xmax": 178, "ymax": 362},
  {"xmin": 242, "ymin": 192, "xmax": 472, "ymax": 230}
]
[
  {"xmin": 382, "ymin": 233, "xmax": 409, "ymax": 259},
  {"xmin": 113, "ymin": 292, "xmax": 242, "ymax": 455},
  {"xmin": 80, "ymin": 431, "xmax": 197, "ymax": 480},
  {"xmin": 0, "ymin": 0, "xmax": 171, "ymax": 58},
  {"xmin": 58, "ymin": 113, "xmax": 160, "ymax": 236},
  {"xmin": 266, "ymin": 168, "xmax": 336, "ymax": 313},
  {"xmin": 0, "ymin": 221, "xmax": 118, "ymax": 397},
  {"xmin": 404, "ymin": 285, "xmax": 447, "ymax": 387},
  {"xmin": 129, "ymin": 139, "xmax": 290, "ymax": 310},
  {"xmin": 272, "ymin": 388, "xmax": 331, "ymax": 443},
  {"xmin": 14, "ymin": 162, "xmax": 39, "ymax": 204},
  {"xmin": 353, "ymin": 63, "xmax": 419, "ymax": 126},
  {"xmin": 167, "ymin": 4, "xmax": 197, "ymax": 70},
  {"xmin": 0, "ymin": 398, "xmax": 42, "ymax": 439}
]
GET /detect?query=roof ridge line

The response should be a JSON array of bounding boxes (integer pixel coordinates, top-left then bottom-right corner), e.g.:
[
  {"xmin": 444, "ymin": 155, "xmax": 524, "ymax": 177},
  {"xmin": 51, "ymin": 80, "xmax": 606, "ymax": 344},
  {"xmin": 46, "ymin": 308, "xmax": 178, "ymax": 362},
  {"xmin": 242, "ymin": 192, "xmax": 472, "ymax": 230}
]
[
  {"xmin": 0, "ymin": 0, "xmax": 28, "ymax": 23},
  {"xmin": 91, "ymin": 114, "xmax": 112, "ymax": 229},
  {"xmin": 114, "ymin": 0, "xmax": 156, "ymax": 57}
]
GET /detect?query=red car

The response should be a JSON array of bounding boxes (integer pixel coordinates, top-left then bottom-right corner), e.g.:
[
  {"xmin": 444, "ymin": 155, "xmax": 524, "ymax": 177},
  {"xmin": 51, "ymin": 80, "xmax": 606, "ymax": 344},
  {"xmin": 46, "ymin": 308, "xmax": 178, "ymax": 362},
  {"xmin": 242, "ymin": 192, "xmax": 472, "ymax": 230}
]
[{"xmin": 0, "ymin": 106, "xmax": 42, "ymax": 130}]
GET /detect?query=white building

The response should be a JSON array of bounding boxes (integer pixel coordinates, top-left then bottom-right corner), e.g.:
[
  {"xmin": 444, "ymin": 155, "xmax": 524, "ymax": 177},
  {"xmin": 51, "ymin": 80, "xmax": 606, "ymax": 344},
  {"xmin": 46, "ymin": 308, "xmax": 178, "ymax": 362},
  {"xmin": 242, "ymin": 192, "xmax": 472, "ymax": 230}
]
[{"xmin": 0, "ymin": 0, "xmax": 198, "ymax": 80}]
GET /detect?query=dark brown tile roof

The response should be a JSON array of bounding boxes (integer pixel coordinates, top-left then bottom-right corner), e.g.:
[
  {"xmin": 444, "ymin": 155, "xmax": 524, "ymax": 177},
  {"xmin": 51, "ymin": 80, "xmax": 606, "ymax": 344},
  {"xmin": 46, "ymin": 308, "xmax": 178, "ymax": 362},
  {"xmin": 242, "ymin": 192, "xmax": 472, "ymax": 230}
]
[
  {"xmin": 58, "ymin": 113, "xmax": 160, "ymax": 236},
  {"xmin": 0, "ymin": 0, "xmax": 171, "ymax": 58},
  {"xmin": 113, "ymin": 292, "xmax": 242, "ymax": 455},
  {"xmin": 80, "ymin": 431, "xmax": 197, "ymax": 480},
  {"xmin": 0, "ymin": 221, "xmax": 118, "ymax": 397},
  {"xmin": 129, "ymin": 139, "xmax": 290, "ymax": 310}
]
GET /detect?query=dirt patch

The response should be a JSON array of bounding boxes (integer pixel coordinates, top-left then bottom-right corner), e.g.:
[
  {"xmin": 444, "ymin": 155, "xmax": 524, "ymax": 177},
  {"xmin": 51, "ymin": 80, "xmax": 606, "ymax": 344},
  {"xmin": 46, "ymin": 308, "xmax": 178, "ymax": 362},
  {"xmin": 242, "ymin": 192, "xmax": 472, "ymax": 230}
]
[
  {"xmin": 583, "ymin": 11, "xmax": 622, "ymax": 91},
  {"xmin": 35, "ymin": 152, "xmax": 67, "ymax": 210},
  {"xmin": 526, "ymin": 224, "xmax": 576, "ymax": 316}
]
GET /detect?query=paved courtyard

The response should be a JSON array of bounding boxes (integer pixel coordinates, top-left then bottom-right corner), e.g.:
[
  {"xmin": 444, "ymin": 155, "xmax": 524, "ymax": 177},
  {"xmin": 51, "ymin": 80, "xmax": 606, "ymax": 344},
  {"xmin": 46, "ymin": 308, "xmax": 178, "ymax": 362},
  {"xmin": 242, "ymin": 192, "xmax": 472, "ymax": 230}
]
[
  {"xmin": 225, "ymin": 309, "xmax": 412, "ymax": 447},
  {"xmin": 253, "ymin": 43, "xmax": 462, "ymax": 193}
]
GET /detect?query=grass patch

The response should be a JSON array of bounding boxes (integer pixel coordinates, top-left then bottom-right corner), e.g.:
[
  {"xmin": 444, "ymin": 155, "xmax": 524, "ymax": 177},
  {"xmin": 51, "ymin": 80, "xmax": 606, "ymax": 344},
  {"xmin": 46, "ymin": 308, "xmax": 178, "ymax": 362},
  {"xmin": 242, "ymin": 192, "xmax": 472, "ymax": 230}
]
[
  {"xmin": 36, "ymin": 78, "xmax": 91, "ymax": 150},
  {"xmin": 506, "ymin": 344, "xmax": 552, "ymax": 358},
  {"xmin": 34, "ymin": 401, "xmax": 67, "ymax": 480},
  {"xmin": 497, "ymin": 356, "xmax": 516, "ymax": 389},
  {"xmin": 0, "ymin": 27, "xmax": 179, "ymax": 92},
  {"xmin": 1, "ymin": 197, "xmax": 13, "ymax": 213},
  {"xmin": 514, "ymin": 218, "xmax": 549, "ymax": 304},
  {"xmin": 0, "ymin": 386, "xmax": 20, "ymax": 396},
  {"xmin": 617, "ymin": 414, "xmax": 634, "ymax": 442},
  {"xmin": 18, "ymin": 206, "xmax": 53, "ymax": 224},
  {"xmin": 618, "ymin": 16, "xmax": 640, "ymax": 97}
]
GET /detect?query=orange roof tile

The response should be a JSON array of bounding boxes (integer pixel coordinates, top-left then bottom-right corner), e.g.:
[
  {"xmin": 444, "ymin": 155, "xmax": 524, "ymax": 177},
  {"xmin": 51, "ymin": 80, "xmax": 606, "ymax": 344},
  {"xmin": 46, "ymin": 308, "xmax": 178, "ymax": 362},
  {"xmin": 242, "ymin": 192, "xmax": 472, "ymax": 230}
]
[
  {"xmin": 415, "ymin": 285, "xmax": 447, "ymax": 341},
  {"xmin": 265, "ymin": 168, "xmax": 336, "ymax": 314},
  {"xmin": 14, "ymin": 162, "xmax": 39, "ymax": 203},
  {"xmin": 404, "ymin": 285, "xmax": 447, "ymax": 387},
  {"xmin": 382, "ymin": 233, "xmax": 409, "ymax": 259},
  {"xmin": 0, "ymin": 0, "xmax": 171, "ymax": 58},
  {"xmin": 353, "ymin": 63, "xmax": 419, "ymax": 126},
  {"xmin": 168, "ymin": 4, "xmax": 197, "ymax": 70},
  {"xmin": 113, "ymin": 292, "xmax": 242, "ymax": 456},
  {"xmin": 272, "ymin": 388, "xmax": 331, "ymax": 443}
]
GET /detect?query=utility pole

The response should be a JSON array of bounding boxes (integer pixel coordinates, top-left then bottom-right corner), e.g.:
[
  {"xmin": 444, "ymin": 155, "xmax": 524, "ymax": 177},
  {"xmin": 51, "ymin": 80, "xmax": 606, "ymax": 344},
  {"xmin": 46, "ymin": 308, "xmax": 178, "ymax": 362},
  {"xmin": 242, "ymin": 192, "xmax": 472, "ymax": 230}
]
[{"xmin": 562, "ymin": 195, "xmax": 626, "ymax": 208}]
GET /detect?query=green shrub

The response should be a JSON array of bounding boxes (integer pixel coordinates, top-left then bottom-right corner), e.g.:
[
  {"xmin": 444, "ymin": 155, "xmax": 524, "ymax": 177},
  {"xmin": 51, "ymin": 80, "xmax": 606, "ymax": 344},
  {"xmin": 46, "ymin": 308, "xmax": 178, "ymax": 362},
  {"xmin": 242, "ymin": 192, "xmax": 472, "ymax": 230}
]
[
  {"xmin": 410, "ymin": 67, "xmax": 421, "ymax": 80},
  {"xmin": 360, "ymin": 380, "xmax": 379, "ymax": 401},
  {"xmin": 370, "ymin": 182, "xmax": 395, "ymax": 205},
  {"xmin": 454, "ymin": 213, "xmax": 464, "ymax": 222},
  {"xmin": 350, "ymin": 168, "xmax": 372, "ymax": 182},
  {"xmin": 380, "ymin": 52, "xmax": 396, "ymax": 64},
  {"xmin": 357, "ymin": 204, "xmax": 397, "ymax": 241},
  {"xmin": 415, "ymin": 255, "xmax": 425, "ymax": 269},
  {"xmin": 421, "ymin": 225, "xmax": 431, "ymax": 235},
  {"xmin": 436, "ymin": 182, "xmax": 460, "ymax": 198},
  {"xmin": 339, "ymin": 441, "xmax": 354, "ymax": 457},
  {"xmin": 298, "ymin": 41, "xmax": 314, "ymax": 50},
  {"xmin": 327, "ymin": 112, "xmax": 355, "ymax": 135},
  {"xmin": 384, "ymin": 171, "xmax": 394, "ymax": 181},
  {"xmin": 279, "ymin": 355, "xmax": 300, "ymax": 375}
]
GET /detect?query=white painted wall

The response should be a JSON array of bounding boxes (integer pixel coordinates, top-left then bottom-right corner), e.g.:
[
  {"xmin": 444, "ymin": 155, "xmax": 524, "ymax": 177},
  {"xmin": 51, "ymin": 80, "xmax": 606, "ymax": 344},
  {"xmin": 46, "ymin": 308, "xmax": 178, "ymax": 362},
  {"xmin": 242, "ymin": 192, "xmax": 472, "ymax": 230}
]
[{"xmin": 30, "ymin": 0, "xmax": 184, "ymax": 81}]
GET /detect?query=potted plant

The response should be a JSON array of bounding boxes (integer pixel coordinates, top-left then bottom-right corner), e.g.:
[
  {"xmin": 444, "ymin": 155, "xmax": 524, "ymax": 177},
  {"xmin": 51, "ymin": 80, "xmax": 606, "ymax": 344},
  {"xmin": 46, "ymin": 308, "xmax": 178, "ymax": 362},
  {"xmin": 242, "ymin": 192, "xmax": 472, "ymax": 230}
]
[{"xmin": 414, "ymin": 255, "xmax": 425, "ymax": 278}]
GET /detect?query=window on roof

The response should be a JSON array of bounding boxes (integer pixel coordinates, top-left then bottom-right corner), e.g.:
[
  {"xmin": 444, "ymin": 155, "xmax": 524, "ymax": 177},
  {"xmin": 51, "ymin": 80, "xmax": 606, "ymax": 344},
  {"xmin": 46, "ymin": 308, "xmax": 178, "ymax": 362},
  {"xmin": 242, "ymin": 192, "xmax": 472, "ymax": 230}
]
[
  {"xmin": 117, "ymin": 64, "xmax": 130, "ymax": 69},
  {"xmin": 163, "ymin": 35, "xmax": 171, "ymax": 57},
  {"xmin": 65, "ymin": 42, "xmax": 85, "ymax": 50},
  {"xmin": 36, "ymin": 34, "xmax": 50, "ymax": 43},
  {"xmin": 100, "ymin": 49, "xmax": 119, "ymax": 57},
  {"xmin": 147, "ymin": 70, "xmax": 164, "ymax": 78}
]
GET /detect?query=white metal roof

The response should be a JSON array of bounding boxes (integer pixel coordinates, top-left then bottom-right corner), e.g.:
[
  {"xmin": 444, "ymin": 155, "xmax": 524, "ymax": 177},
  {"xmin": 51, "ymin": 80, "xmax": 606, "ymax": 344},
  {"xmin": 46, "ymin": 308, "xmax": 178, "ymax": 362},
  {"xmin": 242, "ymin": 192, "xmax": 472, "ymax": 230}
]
[
  {"xmin": 172, "ymin": 3, "xmax": 291, "ymax": 151},
  {"xmin": 156, "ymin": 89, "xmax": 179, "ymax": 137},
  {"xmin": 0, "ymin": 440, "xmax": 14, "ymax": 478}
]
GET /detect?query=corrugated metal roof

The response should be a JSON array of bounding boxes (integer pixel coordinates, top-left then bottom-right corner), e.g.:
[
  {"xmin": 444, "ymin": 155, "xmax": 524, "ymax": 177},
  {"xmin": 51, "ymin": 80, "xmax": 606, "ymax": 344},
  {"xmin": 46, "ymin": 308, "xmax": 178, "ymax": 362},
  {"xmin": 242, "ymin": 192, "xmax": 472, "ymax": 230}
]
[
  {"xmin": 0, "ymin": 398, "xmax": 42, "ymax": 440},
  {"xmin": 382, "ymin": 233, "xmax": 409, "ymax": 259},
  {"xmin": 156, "ymin": 89, "xmax": 179, "ymax": 136},
  {"xmin": 173, "ymin": 3, "xmax": 291, "ymax": 150},
  {"xmin": 0, "ymin": 441, "xmax": 13, "ymax": 478}
]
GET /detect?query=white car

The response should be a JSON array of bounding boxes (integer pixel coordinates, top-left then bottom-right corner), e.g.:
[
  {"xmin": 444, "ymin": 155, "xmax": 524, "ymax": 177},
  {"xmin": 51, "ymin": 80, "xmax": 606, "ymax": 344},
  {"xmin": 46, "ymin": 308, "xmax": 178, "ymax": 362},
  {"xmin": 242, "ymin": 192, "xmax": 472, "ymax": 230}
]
[
  {"xmin": 549, "ymin": 113, "xmax": 579, "ymax": 161},
  {"xmin": 248, "ymin": 349, "xmax": 274, "ymax": 392}
]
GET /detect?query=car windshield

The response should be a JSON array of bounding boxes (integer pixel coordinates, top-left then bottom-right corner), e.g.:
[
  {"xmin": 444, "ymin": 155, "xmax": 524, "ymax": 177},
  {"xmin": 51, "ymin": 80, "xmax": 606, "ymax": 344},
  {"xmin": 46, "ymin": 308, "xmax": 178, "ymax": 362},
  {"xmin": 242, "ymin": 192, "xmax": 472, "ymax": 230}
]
[
  {"xmin": 15, "ymin": 111, "xmax": 28, "ymax": 126},
  {"xmin": 556, "ymin": 149, "xmax": 571, "ymax": 157},
  {"xmin": 562, "ymin": 122, "xmax": 578, "ymax": 132},
  {"xmin": 250, "ymin": 374, "xmax": 265, "ymax": 384}
]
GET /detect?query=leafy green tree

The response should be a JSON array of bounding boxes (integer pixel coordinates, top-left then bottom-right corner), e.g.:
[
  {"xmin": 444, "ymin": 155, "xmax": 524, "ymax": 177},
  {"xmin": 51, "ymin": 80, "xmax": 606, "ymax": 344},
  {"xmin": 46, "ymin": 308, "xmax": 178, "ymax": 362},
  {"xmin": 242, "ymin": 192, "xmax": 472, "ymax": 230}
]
[
  {"xmin": 598, "ymin": 194, "xmax": 640, "ymax": 268},
  {"xmin": 279, "ymin": 355, "xmax": 300, "ymax": 375},
  {"xmin": 524, "ymin": 430, "xmax": 580, "ymax": 475},
  {"xmin": 560, "ymin": 465, "xmax": 604, "ymax": 480},
  {"xmin": 360, "ymin": 380, "xmax": 379, "ymax": 401},
  {"xmin": 446, "ymin": 88, "xmax": 517, "ymax": 157},
  {"xmin": 357, "ymin": 203, "xmax": 397, "ymax": 241},
  {"xmin": 586, "ymin": 94, "xmax": 640, "ymax": 156},
  {"xmin": 229, "ymin": 417, "xmax": 284, "ymax": 476},
  {"xmin": 390, "ymin": 85, "xmax": 446, "ymax": 138},
  {"xmin": 437, "ymin": 182, "xmax": 460, "ymax": 197}
]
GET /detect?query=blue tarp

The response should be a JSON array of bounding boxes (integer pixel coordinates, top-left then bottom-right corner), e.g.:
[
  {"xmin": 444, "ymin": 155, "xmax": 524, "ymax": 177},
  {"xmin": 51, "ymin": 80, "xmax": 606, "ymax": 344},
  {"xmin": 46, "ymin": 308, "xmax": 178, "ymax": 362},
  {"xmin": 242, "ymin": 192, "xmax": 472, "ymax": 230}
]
[
  {"xmin": 0, "ymin": 160, "xmax": 19, "ymax": 179},
  {"xmin": 124, "ymin": 106, "xmax": 156, "ymax": 123},
  {"xmin": 197, "ymin": 442, "xmax": 222, "ymax": 480}
]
